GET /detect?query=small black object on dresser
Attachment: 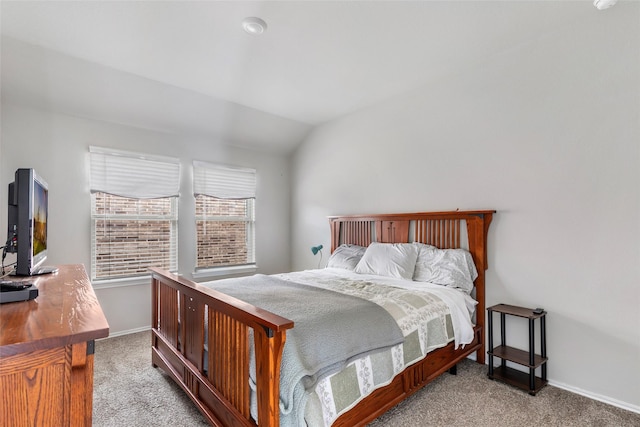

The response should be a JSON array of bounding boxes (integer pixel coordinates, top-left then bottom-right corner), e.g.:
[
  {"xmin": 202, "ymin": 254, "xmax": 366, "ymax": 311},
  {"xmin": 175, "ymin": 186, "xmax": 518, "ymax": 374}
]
[
  {"xmin": 0, "ymin": 281, "xmax": 38, "ymax": 304},
  {"xmin": 487, "ymin": 304, "xmax": 548, "ymax": 395}
]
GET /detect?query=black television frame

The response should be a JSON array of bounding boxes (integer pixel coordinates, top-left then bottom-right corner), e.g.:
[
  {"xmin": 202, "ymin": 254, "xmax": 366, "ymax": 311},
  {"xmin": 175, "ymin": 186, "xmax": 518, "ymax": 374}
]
[{"xmin": 6, "ymin": 168, "xmax": 49, "ymax": 276}]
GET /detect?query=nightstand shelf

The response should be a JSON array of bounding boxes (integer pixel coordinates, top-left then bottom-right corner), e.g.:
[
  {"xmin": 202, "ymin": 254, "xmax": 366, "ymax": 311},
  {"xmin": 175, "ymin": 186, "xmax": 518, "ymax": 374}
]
[{"xmin": 487, "ymin": 304, "xmax": 548, "ymax": 395}]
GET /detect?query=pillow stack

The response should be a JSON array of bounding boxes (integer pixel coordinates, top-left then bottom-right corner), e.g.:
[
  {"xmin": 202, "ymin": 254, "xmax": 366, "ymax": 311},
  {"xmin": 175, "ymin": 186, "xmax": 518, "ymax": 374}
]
[{"xmin": 327, "ymin": 242, "xmax": 478, "ymax": 294}]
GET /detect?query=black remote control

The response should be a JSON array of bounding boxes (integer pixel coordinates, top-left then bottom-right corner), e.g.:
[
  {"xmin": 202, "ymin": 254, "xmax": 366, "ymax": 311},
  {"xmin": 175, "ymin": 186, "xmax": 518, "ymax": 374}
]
[
  {"xmin": 532, "ymin": 307, "xmax": 545, "ymax": 314},
  {"xmin": 0, "ymin": 281, "xmax": 32, "ymax": 292}
]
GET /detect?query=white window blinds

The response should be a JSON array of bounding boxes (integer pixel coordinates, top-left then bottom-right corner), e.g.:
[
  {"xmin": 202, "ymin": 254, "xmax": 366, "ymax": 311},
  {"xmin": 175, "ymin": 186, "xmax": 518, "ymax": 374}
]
[
  {"xmin": 193, "ymin": 161, "xmax": 256, "ymax": 199},
  {"xmin": 90, "ymin": 146, "xmax": 180, "ymax": 199},
  {"xmin": 89, "ymin": 146, "xmax": 180, "ymax": 281}
]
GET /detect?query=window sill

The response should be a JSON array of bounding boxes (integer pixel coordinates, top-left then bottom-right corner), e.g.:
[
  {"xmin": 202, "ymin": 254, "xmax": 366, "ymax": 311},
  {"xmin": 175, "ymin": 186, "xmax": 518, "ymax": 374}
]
[
  {"xmin": 92, "ymin": 265, "xmax": 257, "ymax": 288},
  {"xmin": 193, "ymin": 264, "xmax": 257, "ymax": 280},
  {"xmin": 92, "ymin": 275, "xmax": 154, "ymax": 289}
]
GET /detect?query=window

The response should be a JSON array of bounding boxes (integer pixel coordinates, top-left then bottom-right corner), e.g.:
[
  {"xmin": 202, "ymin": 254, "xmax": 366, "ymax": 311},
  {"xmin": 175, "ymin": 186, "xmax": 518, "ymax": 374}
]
[
  {"xmin": 193, "ymin": 161, "xmax": 256, "ymax": 271},
  {"xmin": 89, "ymin": 147, "xmax": 180, "ymax": 281}
]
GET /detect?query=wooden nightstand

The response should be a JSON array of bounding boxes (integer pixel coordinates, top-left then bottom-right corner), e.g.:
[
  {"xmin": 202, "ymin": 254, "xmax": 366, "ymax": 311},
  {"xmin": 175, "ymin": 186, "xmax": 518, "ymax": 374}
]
[{"xmin": 487, "ymin": 304, "xmax": 548, "ymax": 395}]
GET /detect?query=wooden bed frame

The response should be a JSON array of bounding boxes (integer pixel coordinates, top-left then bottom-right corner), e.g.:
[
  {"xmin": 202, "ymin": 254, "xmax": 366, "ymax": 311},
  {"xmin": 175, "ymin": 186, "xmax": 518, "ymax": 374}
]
[{"xmin": 151, "ymin": 210, "xmax": 494, "ymax": 427}]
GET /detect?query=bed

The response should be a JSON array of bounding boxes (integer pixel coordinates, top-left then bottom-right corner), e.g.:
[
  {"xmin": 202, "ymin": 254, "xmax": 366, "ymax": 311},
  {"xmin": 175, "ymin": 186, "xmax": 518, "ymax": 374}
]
[{"xmin": 151, "ymin": 210, "xmax": 494, "ymax": 426}]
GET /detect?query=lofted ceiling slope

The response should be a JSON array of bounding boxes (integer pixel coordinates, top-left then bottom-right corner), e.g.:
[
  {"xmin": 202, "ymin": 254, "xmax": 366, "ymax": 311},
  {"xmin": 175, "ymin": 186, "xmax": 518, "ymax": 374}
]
[{"xmin": 0, "ymin": 1, "xmax": 629, "ymax": 153}]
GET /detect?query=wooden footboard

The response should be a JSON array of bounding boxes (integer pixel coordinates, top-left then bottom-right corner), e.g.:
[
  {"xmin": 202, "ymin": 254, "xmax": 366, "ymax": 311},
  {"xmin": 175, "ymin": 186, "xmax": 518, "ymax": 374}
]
[
  {"xmin": 150, "ymin": 268, "xmax": 293, "ymax": 426},
  {"xmin": 151, "ymin": 272, "xmax": 481, "ymax": 427}
]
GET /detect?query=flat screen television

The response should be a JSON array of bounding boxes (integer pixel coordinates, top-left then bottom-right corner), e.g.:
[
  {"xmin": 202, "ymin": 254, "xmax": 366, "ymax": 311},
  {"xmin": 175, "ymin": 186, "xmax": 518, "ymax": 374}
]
[{"xmin": 6, "ymin": 168, "xmax": 56, "ymax": 276}]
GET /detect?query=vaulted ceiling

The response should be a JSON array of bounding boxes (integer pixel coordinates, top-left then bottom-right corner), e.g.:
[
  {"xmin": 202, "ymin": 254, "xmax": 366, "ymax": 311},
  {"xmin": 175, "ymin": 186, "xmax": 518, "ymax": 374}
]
[{"xmin": 0, "ymin": 1, "xmax": 626, "ymax": 152}]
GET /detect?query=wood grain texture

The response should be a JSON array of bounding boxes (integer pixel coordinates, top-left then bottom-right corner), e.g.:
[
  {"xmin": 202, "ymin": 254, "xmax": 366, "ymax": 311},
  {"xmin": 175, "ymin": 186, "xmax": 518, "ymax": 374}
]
[
  {"xmin": 0, "ymin": 265, "xmax": 109, "ymax": 427},
  {"xmin": 0, "ymin": 264, "xmax": 110, "ymax": 356}
]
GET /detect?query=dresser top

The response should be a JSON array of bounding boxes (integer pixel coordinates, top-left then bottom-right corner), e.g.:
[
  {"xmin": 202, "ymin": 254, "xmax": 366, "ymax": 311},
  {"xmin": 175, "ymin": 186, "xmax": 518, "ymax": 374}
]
[{"xmin": 0, "ymin": 264, "xmax": 109, "ymax": 356}]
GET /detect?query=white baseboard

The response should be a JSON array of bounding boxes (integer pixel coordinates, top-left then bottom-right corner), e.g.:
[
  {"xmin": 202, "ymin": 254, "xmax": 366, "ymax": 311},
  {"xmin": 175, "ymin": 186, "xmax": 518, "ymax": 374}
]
[
  {"xmin": 99, "ymin": 325, "xmax": 151, "ymax": 340},
  {"xmin": 470, "ymin": 354, "xmax": 639, "ymax": 415},
  {"xmin": 549, "ymin": 380, "xmax": 640, "ymax": 415}
]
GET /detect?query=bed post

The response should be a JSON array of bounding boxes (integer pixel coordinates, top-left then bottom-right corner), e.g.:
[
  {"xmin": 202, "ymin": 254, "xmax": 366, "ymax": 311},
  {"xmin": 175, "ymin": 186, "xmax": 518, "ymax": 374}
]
[
  {"xmin": 330, "ymin": 218, "xmax": 341, "ymax": 253},
  {"xmin": 253, "ymin": 326, "xmax": 287, "ymax": 427},
  {"xmin": 466, "ymin": 212, "xmax": 493, "ymax": 365},
  {"xmin": 151, "ymin": 275, "xmax": 158, "ymax": 368}
]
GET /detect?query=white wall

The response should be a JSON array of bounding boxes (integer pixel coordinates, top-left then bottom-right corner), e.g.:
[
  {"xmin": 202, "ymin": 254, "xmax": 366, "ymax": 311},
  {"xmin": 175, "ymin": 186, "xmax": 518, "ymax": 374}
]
[
  {"xmin": 291, "ymin": 5, "xmax": 639, "ymax": 412},
  {"xmin": 2, "ymin": 0, "xmax": 637, "ymax": 414},
  {"xmin": 1, "ymin": 104, "xmax": 292, "ymax": 335}
]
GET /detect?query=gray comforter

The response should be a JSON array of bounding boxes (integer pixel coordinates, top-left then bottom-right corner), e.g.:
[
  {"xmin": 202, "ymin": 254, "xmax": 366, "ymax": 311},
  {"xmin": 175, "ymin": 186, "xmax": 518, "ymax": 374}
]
[{"xmin": 205, "ymin": 274, "xmax": 405, "ymax": 426}]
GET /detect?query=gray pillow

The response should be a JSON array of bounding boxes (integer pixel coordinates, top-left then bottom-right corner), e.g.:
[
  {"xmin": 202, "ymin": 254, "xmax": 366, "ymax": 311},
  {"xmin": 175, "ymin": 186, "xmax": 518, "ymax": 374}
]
[
  {"xmin": 413, "ymin": 245, "xmax": 477, "ymax": 293},
  {"xmin": 326, "ymin": 244, "xmax": 367, "ymax": 270}
]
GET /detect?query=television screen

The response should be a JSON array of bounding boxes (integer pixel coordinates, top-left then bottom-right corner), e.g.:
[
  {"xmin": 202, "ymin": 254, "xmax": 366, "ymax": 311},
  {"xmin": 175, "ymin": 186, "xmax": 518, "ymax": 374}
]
[
  {"xmin": 32, "ymin": 177, "xmax": 48, "ymax": 260},
  {"xmin": 5, "ymin": 168, "xmax": 54, "ymax": 276}
]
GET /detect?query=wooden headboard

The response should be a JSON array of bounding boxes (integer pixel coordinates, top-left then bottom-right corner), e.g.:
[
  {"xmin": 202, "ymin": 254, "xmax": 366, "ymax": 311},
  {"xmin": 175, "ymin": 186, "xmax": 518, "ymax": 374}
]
[{"xmin": 328, "ymin": 210, "xmax": 495, "ymax": 363}]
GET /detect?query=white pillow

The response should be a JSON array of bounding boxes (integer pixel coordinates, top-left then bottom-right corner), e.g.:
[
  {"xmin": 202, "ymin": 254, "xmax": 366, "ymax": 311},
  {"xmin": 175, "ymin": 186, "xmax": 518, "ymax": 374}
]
[
  {"xmin": 354, "ymin": 242, "xmax": 419, "ymax": 280},
  {"xmin": 413, "ymin": 245, "xmax": 478, "ymax": 293},
  {"xmin": 326, "ymin": 244, "xmax": 367, "ymax": 270}
]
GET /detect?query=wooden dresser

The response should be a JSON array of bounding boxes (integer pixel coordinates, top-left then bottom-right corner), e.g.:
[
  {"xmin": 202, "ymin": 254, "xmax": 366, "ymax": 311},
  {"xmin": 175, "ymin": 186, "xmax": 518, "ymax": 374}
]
[{"xmin": 0, "ymin": 264, "xmax": 109, "ymax": 426}]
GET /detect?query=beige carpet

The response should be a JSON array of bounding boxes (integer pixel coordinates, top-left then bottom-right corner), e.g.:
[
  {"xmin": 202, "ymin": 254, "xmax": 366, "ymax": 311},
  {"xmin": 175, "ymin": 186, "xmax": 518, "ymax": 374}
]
[{"xmin": 93, "ymin": 331, "xmax": 639, "ymax": 426}]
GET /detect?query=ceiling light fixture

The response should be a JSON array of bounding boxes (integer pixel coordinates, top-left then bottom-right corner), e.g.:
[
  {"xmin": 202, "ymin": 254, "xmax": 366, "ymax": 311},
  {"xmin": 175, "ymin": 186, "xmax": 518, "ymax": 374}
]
[
  {"xmin": 593, "ymin": 0, "xmax": 617, "ymax": 10},
  {"xmin": 242, "ymin": 17, "xmax": 267, "ymax": 35}
]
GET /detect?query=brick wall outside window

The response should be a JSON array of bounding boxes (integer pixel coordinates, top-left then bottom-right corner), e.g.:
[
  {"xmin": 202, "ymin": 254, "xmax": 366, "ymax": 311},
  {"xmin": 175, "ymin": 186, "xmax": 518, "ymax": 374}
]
[
  {"xmin": 195, "ymin": 196, "xmax": 254, "ymax": 269},
  {"xmin": 91, "ymin": 192, "xmax": 177, "ymax": 280}
]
